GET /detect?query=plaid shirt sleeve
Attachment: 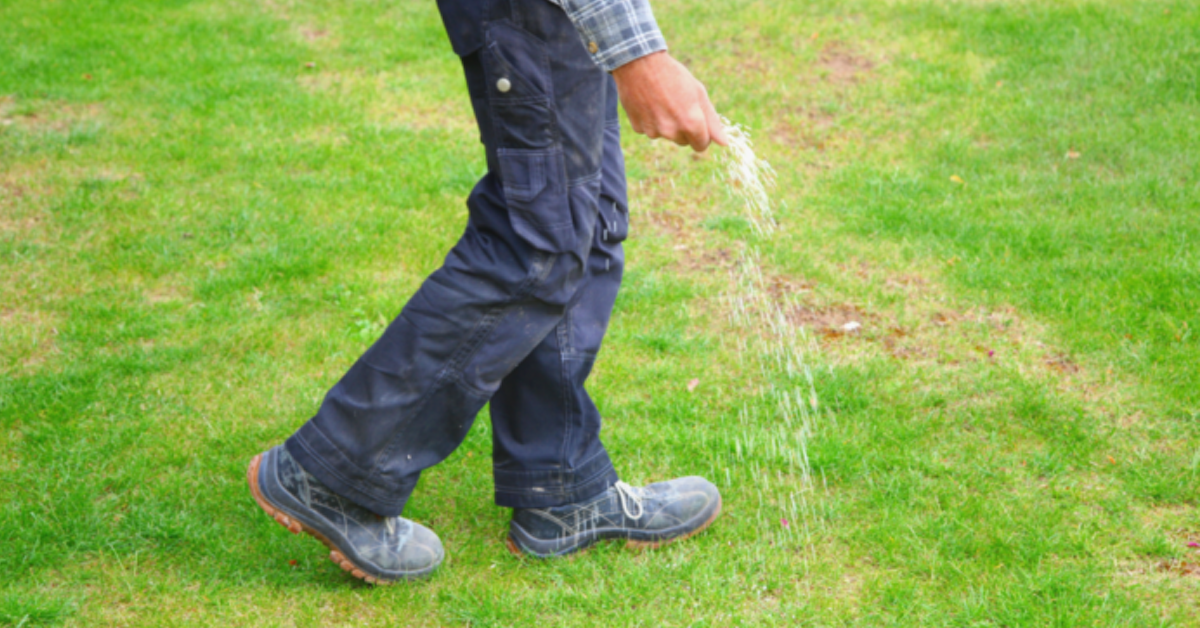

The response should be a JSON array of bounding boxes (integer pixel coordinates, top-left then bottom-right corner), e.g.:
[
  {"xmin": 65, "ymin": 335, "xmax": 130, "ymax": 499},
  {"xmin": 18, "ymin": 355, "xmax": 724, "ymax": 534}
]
[{"xmin": 544, "ymin": 0, "xmax": 668, "ymax": 72}]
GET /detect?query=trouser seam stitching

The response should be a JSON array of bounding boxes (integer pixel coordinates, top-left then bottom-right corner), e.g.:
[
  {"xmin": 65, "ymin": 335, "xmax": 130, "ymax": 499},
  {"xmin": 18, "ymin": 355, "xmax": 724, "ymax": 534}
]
[
  {"xmin": 556, "ymin": 309, "xmax": 574, "ymax": 472},
  {"xmin": 566, "ymin": 169, "xmax": 602, "ymax": 187},
  {"xmin": 494, "ymin": 461, "xmax": 614, "ymax": 495}
]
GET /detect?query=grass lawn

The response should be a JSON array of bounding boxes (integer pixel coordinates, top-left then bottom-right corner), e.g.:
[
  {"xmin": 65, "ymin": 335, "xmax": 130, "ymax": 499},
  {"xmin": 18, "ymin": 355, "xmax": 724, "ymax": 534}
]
[{"xmin": 2, "ymin": 0, "xmax": 1198, "ymax": 625}]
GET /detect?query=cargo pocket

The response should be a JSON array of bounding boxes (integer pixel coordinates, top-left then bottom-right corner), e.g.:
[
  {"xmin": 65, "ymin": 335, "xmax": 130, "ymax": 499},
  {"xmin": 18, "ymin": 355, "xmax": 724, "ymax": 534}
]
[
  {"xmin": 484, "ymin": 23, "xmax": 556, "ymax": 150},
  {"xmin": 498, "ymin": 146, "xmax": 575, "ymax": 254}
]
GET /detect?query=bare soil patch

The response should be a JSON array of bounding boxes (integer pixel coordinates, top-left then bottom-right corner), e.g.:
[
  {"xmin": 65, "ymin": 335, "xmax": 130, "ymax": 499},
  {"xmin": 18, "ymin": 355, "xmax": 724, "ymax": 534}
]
[
  {"xmin": 301, "ymin": 27, "xmax": 328, "ymax": 41},
  {"xmin": 819, "ymin": 42, "xmax": 876, "ymax": 84},
  {"xmin": 1156, "ymin": 559, "xmax": 1200, "ymax": 577},
  {"xmin": 789, "ymin": 302, "xmax": 871, "ymax": 336}
]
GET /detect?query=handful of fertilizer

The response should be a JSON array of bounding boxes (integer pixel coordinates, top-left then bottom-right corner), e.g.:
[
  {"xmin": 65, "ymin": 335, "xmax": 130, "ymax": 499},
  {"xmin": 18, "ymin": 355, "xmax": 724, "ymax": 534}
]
[{"xmin": 717, "ymin": 116, "xmax": 777, "ymax": 237}]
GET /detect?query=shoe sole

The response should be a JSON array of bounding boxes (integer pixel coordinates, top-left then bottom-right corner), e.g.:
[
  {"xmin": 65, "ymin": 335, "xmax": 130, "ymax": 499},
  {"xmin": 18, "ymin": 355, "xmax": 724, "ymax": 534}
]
[
  {"xmin": 505, "ymin": 497, "xmax": 723, "ymax": 557},
  {"xmin": 247, "ymin": 453, "xmax": 393, "ymax": 586}
]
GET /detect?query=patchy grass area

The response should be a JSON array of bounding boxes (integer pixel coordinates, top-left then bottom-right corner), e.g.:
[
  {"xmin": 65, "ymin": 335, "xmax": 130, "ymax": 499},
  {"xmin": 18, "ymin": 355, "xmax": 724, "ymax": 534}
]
[{"xmin": 2, "ymin": 0, "xmax": 1197, "ymax": 625}]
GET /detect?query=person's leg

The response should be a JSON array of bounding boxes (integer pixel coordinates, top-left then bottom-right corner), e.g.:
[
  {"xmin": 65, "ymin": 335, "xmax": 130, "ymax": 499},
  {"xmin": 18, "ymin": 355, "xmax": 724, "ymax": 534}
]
[
  {"xmin": 283, "ymin": 0, "xmax": 613, "ymax": 519},
  {"xmin": 486, "ymin": 18, "xmax": 721, "ymax": 559},
  {"xmin": 488, "ymin": 85, "xmax": 628, "ymax": 509}
]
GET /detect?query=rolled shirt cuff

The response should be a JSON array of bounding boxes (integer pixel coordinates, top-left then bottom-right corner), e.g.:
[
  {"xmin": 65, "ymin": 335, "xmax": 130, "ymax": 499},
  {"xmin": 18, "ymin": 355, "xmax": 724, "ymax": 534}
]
[{"xmin": 552, "ymin": 0, "xmax": 669, "ymax": 71}]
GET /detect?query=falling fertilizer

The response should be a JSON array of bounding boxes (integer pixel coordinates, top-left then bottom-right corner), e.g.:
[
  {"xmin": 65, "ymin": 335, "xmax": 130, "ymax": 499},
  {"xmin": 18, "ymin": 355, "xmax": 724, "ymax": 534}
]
[
  {"xmin": 715, "ymin": 116, "xmax": 825, "ymax": 548},
  {"xmin": 718, "ymin": 119, "xmax": 778, "ymax": 237}
]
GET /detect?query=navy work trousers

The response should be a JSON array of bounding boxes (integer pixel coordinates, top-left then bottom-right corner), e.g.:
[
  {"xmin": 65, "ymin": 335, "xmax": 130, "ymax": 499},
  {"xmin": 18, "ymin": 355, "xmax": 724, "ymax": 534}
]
[{"xmin": 286, "ymin": 0, "xmax": 628, "ymax": 517}]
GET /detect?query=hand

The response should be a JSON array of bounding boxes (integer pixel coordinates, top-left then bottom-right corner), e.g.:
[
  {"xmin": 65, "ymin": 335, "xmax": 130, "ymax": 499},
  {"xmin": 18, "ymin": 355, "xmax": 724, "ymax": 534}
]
[{"xmin": 611, "ymin": 51, "xmax": 729, "ymax": 152}]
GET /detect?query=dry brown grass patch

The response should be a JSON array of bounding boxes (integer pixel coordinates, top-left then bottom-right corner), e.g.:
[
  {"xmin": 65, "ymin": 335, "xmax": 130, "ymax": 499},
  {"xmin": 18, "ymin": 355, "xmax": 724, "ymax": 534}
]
[
  {"xmin": 1044, "ymin": 353, "xmax": 1081, "ymax": 374},
  {"xmin": 0, "ymin": 97, "xmax": 103, "ymax": 134},
  {"xmin": 769, "ymin": 108, "xmax": 861, "ymax": 163},
  {"xmin": 143, "ymin": 282, "xmax": 192, "ymax": 305},
  {"xmin": 297, "ymin": 69, "xmax": 345, "ymax": 94},
  {"xmin": 0, "ymin": 307, "xmax": 62, "ymax": 372},
  {"xmin": 0, "ymin": 208, "xmax": 44, "ymax": 233}
]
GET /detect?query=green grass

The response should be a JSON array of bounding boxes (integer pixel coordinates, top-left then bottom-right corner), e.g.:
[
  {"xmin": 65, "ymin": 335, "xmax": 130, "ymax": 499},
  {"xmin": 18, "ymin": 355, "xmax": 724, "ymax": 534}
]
[{"xmin": 2, "ymin": 0, "xmax": 1198, "ymax": 625}]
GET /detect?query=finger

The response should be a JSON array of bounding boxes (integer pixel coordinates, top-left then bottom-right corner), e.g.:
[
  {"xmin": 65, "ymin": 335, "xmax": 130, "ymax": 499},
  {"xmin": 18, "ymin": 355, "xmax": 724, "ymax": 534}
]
[
  {"xmin": 695, "ymin": 84, "xmax": 728, "ymax": 147},
  {"xmin": 703, "ymin": 97, "xmax": 729, "ymax": 147},
  {"xmin": 686, "ymin": 106, "xmax": 711, "ymax": 152},
  {"xmin": 656, "ymin": 121, "xmax": 685, "ymax": 146},
  {"xmin": 625, "ymin": 108, "xmax": 644, "ymax": 136}
]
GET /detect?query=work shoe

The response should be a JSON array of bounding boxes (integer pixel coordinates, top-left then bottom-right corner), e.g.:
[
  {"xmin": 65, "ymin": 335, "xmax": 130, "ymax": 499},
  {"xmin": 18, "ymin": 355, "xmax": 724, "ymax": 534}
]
[
  {"xmin": 247, "ymin": 445, "xmax": 444, "ymax": 584},
  {"xmin": 506, "ymin": 477, "xmax": 721, "ymax": 557}
]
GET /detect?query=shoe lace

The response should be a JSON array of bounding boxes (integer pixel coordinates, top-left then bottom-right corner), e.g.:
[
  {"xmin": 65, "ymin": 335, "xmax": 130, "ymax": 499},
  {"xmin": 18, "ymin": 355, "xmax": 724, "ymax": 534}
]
[
  {"xmin": 382, "ymin": 516, "xmax": 409, "ymax": 550},
  {"xmin": 614, "ymin": 481, "xmax": 644, "ymax": 520}
]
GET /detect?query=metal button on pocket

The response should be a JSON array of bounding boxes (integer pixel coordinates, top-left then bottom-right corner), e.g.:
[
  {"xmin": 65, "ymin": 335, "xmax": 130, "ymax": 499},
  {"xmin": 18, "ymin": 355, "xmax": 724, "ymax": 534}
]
[{"xmin": 497, "ymin": 78, "xmax": 512, "ymax": 93}]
